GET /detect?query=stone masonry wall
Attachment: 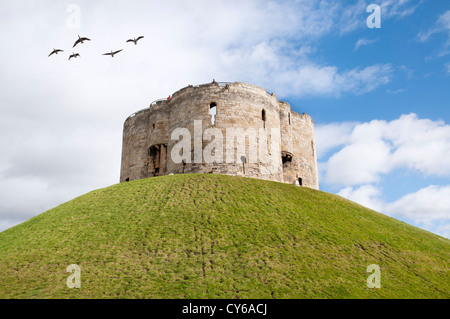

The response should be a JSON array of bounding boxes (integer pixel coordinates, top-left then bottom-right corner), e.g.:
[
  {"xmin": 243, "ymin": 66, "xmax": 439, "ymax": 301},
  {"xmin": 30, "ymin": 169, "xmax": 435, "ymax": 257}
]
[{"xmin": 120, "ymin": 82, "xmax": 319, "ymax": 189}]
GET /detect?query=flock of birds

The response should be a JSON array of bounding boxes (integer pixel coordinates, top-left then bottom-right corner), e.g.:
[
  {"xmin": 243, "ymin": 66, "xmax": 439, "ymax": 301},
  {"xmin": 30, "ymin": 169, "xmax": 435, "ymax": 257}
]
[{"xmin": 48, "ymin": 35, "xmax": 144, "ymax": 60}]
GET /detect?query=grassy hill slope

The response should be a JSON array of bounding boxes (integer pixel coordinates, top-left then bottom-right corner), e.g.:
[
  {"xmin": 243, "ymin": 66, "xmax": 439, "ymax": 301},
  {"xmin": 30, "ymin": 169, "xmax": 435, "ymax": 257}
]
[{"xmin": 0, "ymin": 174, "xmax": 448, "ymax": 298}]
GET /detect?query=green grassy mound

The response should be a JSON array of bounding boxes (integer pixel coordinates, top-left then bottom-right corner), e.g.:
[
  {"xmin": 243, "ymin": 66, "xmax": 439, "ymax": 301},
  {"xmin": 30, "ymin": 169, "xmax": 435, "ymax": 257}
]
[{"xmin": 0, "ymin": 174, "xmax": 448, "ymax": 298}]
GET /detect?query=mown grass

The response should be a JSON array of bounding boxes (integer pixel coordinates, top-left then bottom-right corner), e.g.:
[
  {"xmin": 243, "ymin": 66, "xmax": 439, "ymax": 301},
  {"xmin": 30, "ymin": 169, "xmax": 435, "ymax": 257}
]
[{"xmin": 0, "ymin": 174, "xmax": 448, "ymax": 298}]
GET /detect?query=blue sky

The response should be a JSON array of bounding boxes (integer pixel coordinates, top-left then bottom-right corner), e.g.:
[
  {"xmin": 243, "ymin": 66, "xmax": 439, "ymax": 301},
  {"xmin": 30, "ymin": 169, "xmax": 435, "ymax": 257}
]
[
  {"xmin": 0, "ymin": 0, "xmax": 449, "ymax": 238},
  {"xmin": 298, "ymin": 4, "xmax": 450, "ymax": 123},
  {"xmin": 283, "ymin": 0, "xmax": 450, "ymax": 238}
]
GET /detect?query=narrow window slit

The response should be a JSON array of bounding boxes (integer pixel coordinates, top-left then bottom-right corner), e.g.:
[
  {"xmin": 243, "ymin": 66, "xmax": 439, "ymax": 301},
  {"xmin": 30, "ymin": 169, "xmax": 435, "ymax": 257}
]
[
  {"xmin": 262, "ymin": 109, "xmax": 266, "ymax": 128},
  {"xmin": 210, "ymin": 102, "xmax": 217, "ymax": 125}
]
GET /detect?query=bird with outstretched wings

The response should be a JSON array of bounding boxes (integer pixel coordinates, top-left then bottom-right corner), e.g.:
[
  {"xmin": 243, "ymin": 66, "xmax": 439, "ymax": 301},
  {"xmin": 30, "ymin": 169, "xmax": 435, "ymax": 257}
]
[
  {"xmin": 126, "ymin": 36, "xmax": 144, "ymax": 45},
  {"xmin": 102, "ymin": 49, "xmax": 123, "ymax": 57},
  {"xmin": 68, "ymin": 52, "xmax": 80, "ymax": 60},
  {"xmin": 73, "ymin": 35, "xmax": 91, "ymax": 48},
  {"xmin": 48, "ymin": 48, "xmax": 64, "ymax": 57}
]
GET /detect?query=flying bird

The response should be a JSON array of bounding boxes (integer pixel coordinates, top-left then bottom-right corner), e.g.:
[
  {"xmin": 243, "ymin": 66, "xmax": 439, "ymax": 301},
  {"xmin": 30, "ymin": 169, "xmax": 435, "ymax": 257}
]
[
  {"xmin": 126, "ymin": 36, "xmax": 144, "ymax": 45},
  {"xmin": 73, "ymin": 35, "xmax": 91, "ymax": 48},
  {"xmin": 68, "ymin": 52, "xmax": 80, "ymax": 60},
  {"xmin": 48, "ymin": 48, "xmax": 64, "ymax": 57},
  {"xmin": 102, "ymin": 49, "xmax": 123, "ymax": 57}
]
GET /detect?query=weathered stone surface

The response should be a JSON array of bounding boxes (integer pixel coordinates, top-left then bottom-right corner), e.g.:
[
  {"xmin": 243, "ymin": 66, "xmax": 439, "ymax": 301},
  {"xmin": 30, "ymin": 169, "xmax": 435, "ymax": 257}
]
[{"xmin": 120, "ymin": 82, "xmax": 319, "ymax": 189}]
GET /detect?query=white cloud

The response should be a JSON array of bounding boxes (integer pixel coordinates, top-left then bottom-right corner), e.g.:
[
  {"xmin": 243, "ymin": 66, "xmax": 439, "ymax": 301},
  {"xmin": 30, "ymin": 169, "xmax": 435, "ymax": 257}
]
[
  {"xmin": 417, "ymin": 10, "xmax": 450, "ymax": 56},
  {"xmin": 326, "ymin": 0, "xmax": 422, "ymax": 35},
  {"xmin": 326, "ymin": 137, "xmax": 392, "ymax": 185},
  {"xmin": 417, "ymin": 10, "xmax": 450, "ymax": 42},
  {"xmin": 433, "ymin": 223, "xmax": 450, "ymax": 239},
  {"xmin": 385, "ymin": 114, "xmax": 450, "ymax": 176},
  {"xmin": 338, "ymin": 184, "xmax": 385, "ymax": 212},
  {"xmin": 354, "ymin": 38, "xmax": 378, "ymax": 51},
  {"xmin": 386, "ymin": 88, "xmax": 404, "ymax": 94},
  {"xmin": 385, "ymin": 185, "xmax": 450, "ymax": 224},
  {"xmin": 217, "ymin": 35, "xmax": 394, "ymax": 98},
  {"xmin": 259, "ymin": 61, "xmax": 393, "ymax": 98},
  {"xmin": 333, "ymin": 0, "xmax": 422, "ymax": 34},
  {"xmin": 380, "ymin": 0, "xmax": 421, "ymax": 19},
  {"xmin": 339, "ymin": 64, "xmax": 393, "ymax": 95},
  {"xmin": 336, "ymin": 183, "xmax": 450, "ymax": 238},
  {"xmin": 315, "ymin": 122, "xmax": 358, "ymax": 158},
  {"xmin": 319, "ymin": 114, "xmax": 450, "ymax": 186},
  {"xmin": 439, "ymin": 10, "xmax": 450, "ymax": 29},
  {"xmin": 338, "ymin": 0, "xmax": 367, "ymax": 34},
  {"xmin": 321, "ymin": 114, "xmax": 450, "ymax": 239}
]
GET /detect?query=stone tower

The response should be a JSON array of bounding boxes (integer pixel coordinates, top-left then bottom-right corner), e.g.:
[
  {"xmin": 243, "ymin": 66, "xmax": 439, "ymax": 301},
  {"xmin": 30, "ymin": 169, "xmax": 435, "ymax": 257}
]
[{"xmin": 120, "ymin": 82, "xmax": 319, "ymax": 189}]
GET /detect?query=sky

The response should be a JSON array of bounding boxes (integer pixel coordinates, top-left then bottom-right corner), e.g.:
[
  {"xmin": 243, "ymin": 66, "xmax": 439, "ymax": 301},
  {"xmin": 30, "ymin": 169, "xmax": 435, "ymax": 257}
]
[{"xmin": 0, "ymin": 0, "xmax": 449, "ymax": 238}]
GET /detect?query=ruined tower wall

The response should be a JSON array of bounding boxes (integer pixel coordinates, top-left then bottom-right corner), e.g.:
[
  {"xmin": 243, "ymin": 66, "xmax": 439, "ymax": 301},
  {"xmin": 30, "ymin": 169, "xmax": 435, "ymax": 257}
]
[
  {"xmin": 148, "ymin": 100, "xmax": 169, "ymax": 146},
  {"xmin": 120, "ymin": 82, "xmax": 319, "ymax": 189},
  {"xmin": 147, "ymin": 100, "xmax": 170, "ymax": 177},
  {"xmin": 279, "ymin": 101, "xmax": 296, "ymax": 184},
  {"xmin": 165, "ymin": 83, "xmax": 283, "ymax": 182},
  {"xmin": 289, "ymin": 112, "xmax": 319, "ymax": 189},
  {"xmin": 120, "ymin": 109, "xmax": 150, "ymax": 182}
]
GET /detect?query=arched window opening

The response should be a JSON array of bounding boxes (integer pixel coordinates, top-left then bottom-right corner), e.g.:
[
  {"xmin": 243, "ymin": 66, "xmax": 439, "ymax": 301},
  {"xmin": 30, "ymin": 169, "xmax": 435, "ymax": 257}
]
[
  {"xmin": 281, "ymin": 151, "xmax": 293, "ymax": 164},
  {"xmin": 210, "ymin": 102, "xmax": 217, "ymax": 125},
  {"xmin": 298, "ymin": 177, "xmax": 303, "ymax": 186},
  {"xmin": 288, "ymin": 112, "xmax": 291, "ymax": 125}
]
